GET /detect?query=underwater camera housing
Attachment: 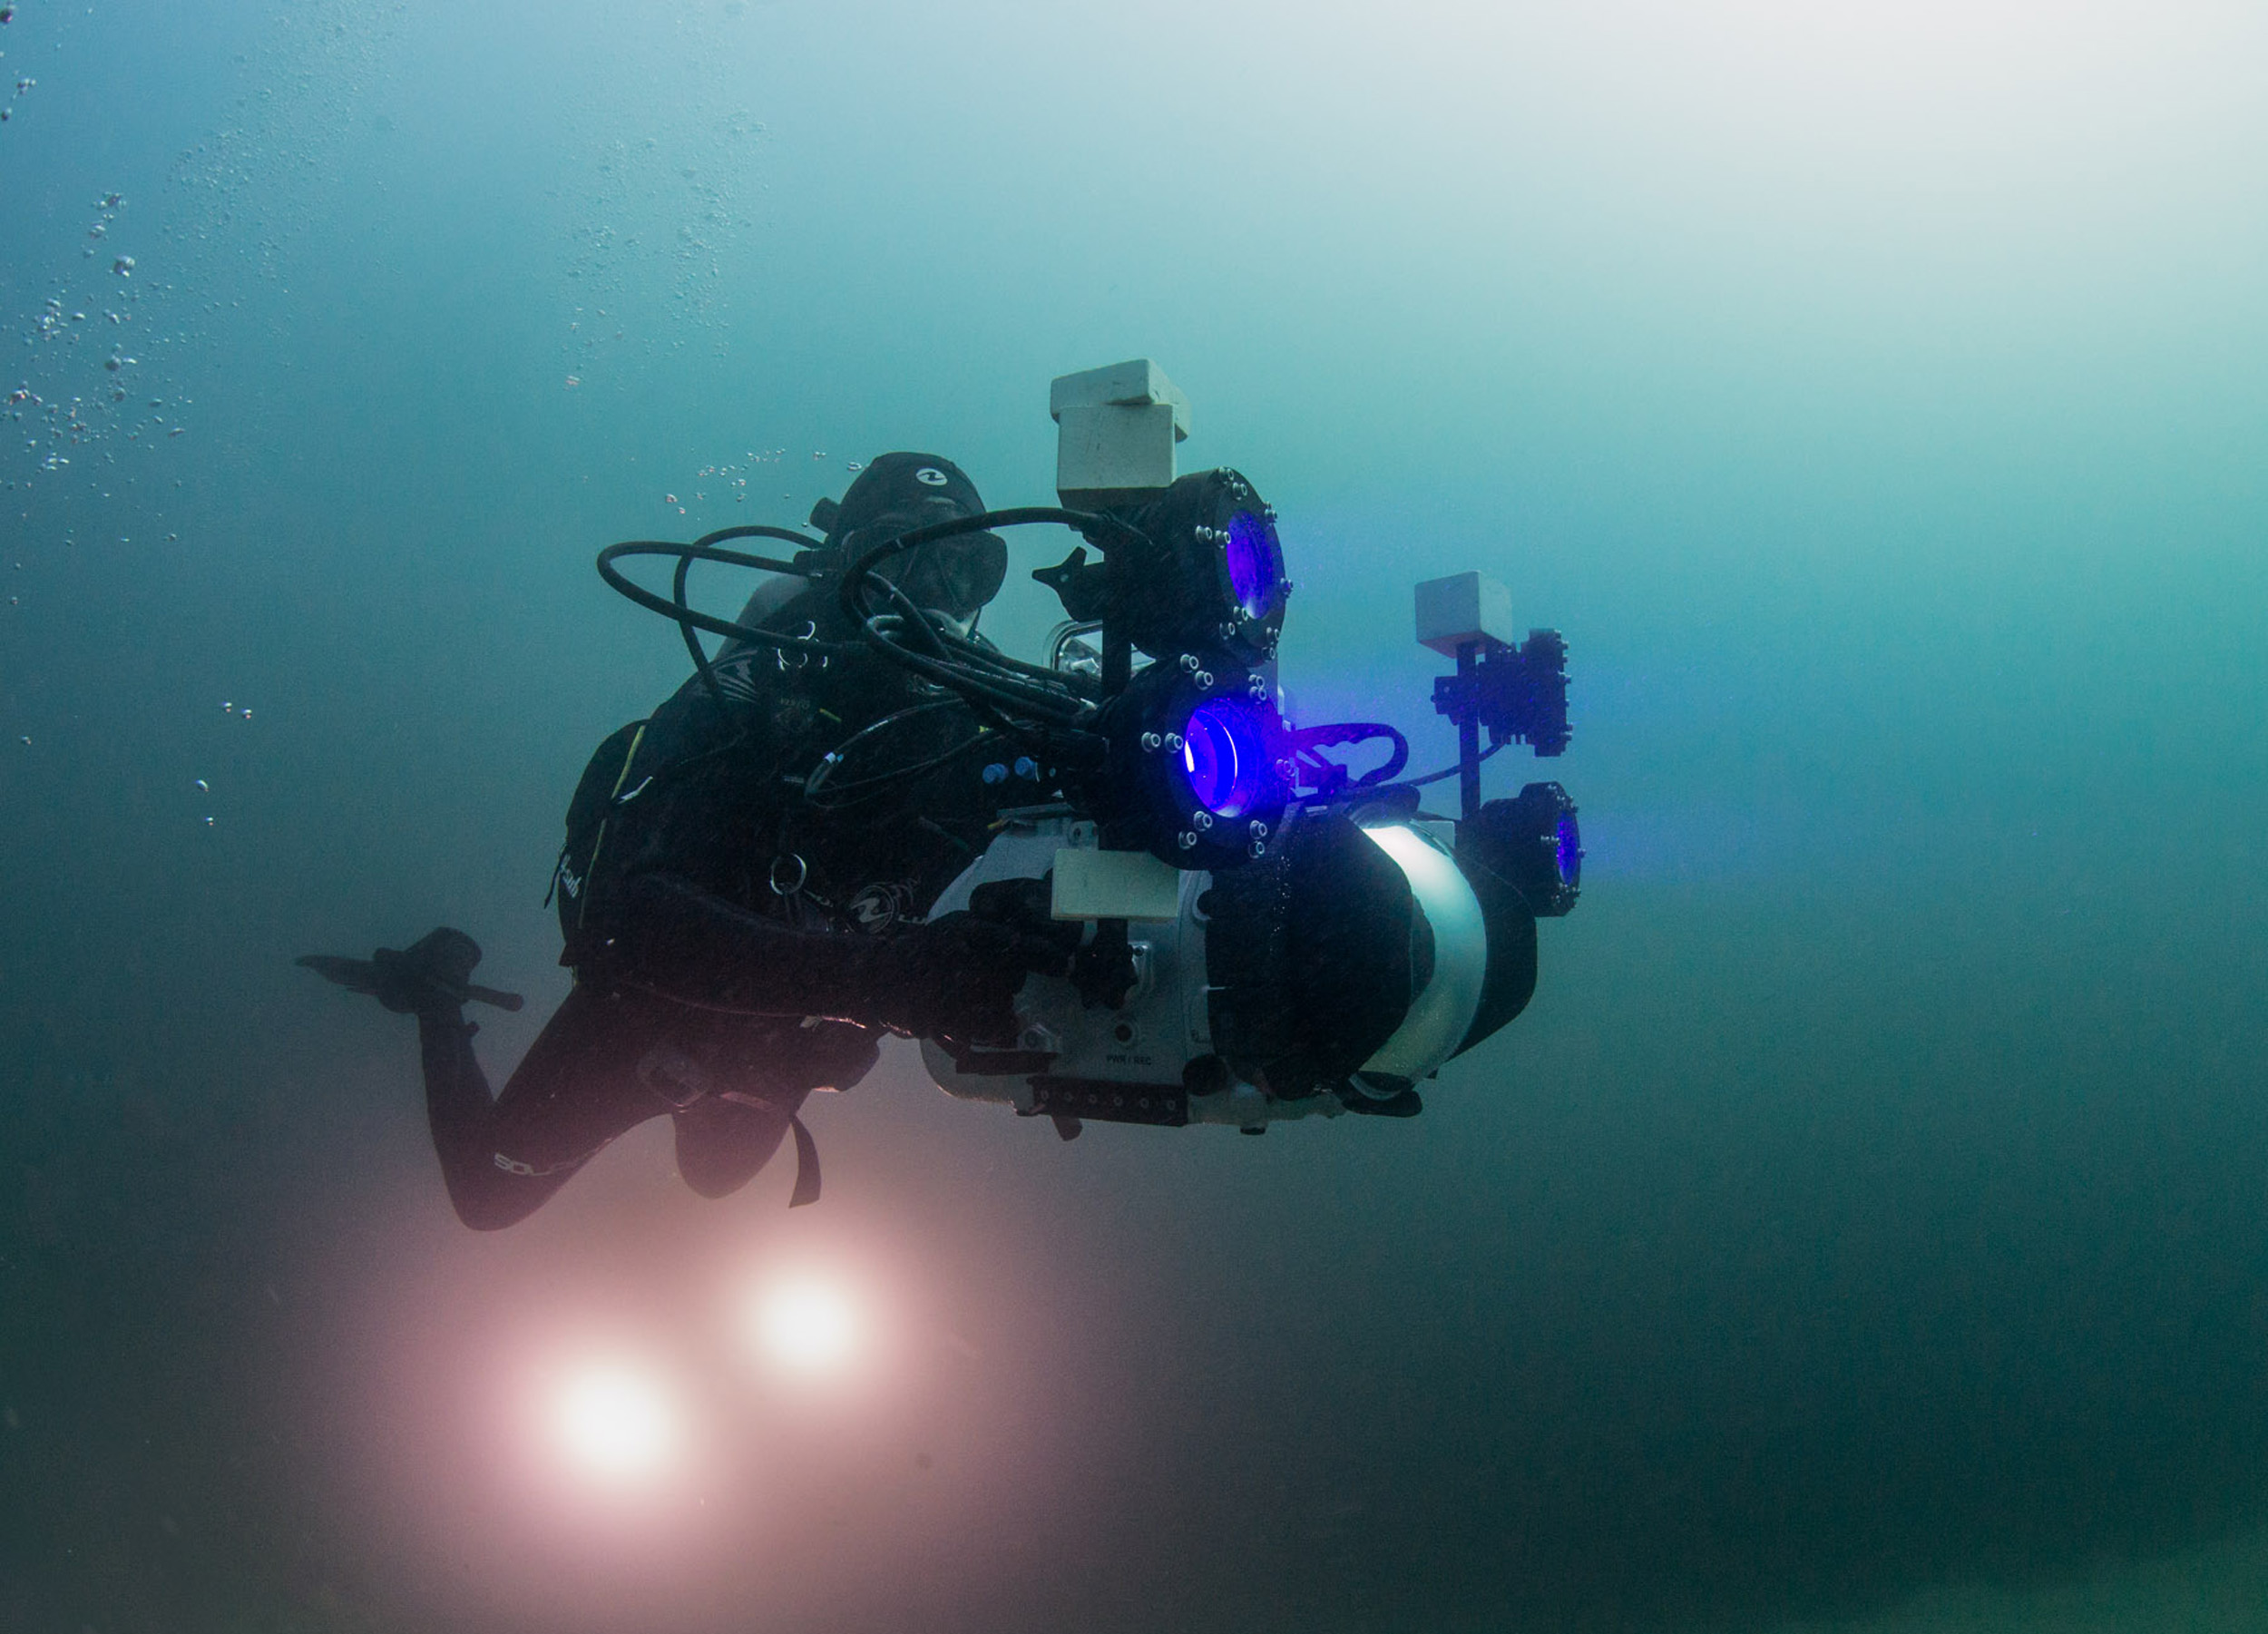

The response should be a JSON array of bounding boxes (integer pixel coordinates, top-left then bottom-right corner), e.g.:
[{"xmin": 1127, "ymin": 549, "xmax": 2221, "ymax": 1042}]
[
  {"xmin": 921, "ymin": 799, "xmax": 1547, "ymax": 1132},
  {"xmin": 922, "ymin": 361, "xmax": 1582, "ymax": 1131},
  {"xmin": 595, "ymin": 358, "xmax": 1581, "ymax": 1134}
]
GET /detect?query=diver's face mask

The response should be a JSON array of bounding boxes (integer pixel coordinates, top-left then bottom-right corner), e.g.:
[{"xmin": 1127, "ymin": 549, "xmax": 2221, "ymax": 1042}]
[{"xmin": 845, "ymin": 498, "xmax": 1007, "ymax": 627}]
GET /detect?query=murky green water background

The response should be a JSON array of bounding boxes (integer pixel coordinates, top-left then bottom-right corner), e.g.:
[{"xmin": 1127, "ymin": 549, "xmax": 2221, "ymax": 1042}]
[{"xmin": 5, "ymin": 4, "xmax": 2267, "ymax": 1629}]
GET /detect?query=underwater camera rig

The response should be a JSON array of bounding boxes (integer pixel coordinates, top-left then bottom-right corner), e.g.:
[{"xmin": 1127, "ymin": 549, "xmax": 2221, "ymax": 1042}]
[{"xmin": 597, "ymin": 361, "xmax": 1580, "ymax": 1136}]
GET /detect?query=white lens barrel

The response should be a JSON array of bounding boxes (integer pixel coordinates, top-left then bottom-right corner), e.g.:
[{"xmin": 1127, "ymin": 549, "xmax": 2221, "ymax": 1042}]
[{"xmin": 1354, "ymin": 824, "xmax": 1489, "ymax": 1086}]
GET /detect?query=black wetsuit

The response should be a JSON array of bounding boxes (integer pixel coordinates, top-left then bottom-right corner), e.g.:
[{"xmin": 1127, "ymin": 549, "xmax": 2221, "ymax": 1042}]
[{"xmin": 415, "ymin": 584, "xmax": 1018, "ymax": 1229}]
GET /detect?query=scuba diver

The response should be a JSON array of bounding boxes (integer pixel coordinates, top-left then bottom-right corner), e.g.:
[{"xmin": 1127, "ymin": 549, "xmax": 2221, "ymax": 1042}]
[
  {"xmin": 305, "ymin": 362, "xmax": 1585, "ymax": 1224},
  {"xmin": 302, "ymin": 455, "xmax": 1079, "ymax": 1228}
]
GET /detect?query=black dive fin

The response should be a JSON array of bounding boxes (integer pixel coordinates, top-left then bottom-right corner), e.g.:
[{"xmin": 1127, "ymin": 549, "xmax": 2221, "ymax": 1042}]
[
  {"xmin": 297, "ymin": 954, "xmax": 382, "ymax": 994},
  {"xmin": 297, "ymin": 928, "xmax": 523, "ymax": 1012},
  {"xmin": 787, "ymin": 1114, "xmax": 821, "ymax": 1208},
  {"xmin": 403, "ymin": 927, "xmax": 483, "ymax": 988}
]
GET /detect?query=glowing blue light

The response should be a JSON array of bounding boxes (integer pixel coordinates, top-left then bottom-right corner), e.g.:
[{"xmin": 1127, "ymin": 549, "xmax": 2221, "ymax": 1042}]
[
  {"xmin": 1555, "ymin": 811, "xmax": 1583, "ymax": 885},
  {"xmin": 1223, "ymin": 511, "xmax": 1283, "ymax": 619},
  {"xmin": 1178, "ymin": 700, "xmax": 1268, "ymax": 818}
]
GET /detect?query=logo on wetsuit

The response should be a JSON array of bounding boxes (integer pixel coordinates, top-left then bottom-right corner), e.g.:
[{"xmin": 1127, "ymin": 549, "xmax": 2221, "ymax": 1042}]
[
  {"xmin": 847, "ymin": 881, "xmax": 914, "ymax": 930},
  {"xmin": 710, "ymin": 651, "xmax": 763, "ymax": 702}
]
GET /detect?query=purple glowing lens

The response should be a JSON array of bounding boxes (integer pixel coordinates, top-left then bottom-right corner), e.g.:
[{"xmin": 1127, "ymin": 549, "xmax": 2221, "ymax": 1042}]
[
  {"xmin": 1223, "ymin": 510, "xmax": 1283, "ymax": 620},
  {"xmin": 1555, "ymin": 811, "xmax": 1583, "ymax": 885},
  {"xmin": 1178, "ymin": 700, "xmax": 1267, "ymax": 818}
]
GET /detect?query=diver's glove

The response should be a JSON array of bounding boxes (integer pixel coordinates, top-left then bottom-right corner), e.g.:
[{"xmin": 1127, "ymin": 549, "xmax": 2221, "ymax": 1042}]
[
  {"xmin": 298, "ymin": 927, "xmax": 525, "ymax": 1018},
  {"xmin": 870, "ymin": 880, "xmax": 1080, "ymax": 1047}
]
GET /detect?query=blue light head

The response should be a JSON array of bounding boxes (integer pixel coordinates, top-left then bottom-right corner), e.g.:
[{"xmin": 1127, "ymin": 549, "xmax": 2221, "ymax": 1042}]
[
  {"xmin": 1094, "ymin": 664, "xmax": 1289, "ymax": 869},
  {"xmin": 1041, "ymin": 469, "xmax": 1289, "ymax": 667},
  {"xmin": 1222, "ymin": 506, "xmax": 1286, "ymax": 623},
  {"xmin": 1178, "ymin": 698, "xmax": 1271, "ymax": 820},
  {"xmin": 1480, "ymin": 780, "xmax": 1580, "ymax": 918}
]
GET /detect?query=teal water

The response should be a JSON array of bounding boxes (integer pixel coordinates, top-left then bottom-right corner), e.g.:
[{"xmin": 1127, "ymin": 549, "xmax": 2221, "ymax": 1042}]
[{"xmin": 5, "ymin": 3, "xmax": 2267, "ymax": 1630}]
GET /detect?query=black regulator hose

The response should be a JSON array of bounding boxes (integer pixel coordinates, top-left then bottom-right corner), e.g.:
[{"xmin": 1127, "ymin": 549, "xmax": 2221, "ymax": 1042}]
[
  {"xmin": 834, "ymin": 505, "xmax": 1151, "ymax": 726},
  {"xmin": 603, "ymin": 508, "xmax": 1154, "ymax": 750},
  {"xmin": 598, "ymin": 525, "xmax": 853, "ymax": 718}
]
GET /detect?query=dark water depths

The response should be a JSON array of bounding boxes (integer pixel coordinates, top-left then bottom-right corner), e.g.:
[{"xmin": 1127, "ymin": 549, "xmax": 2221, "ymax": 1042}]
[{"xmin": 5, "ymin": 3, "xmax": 2268, "ymax": 1630}]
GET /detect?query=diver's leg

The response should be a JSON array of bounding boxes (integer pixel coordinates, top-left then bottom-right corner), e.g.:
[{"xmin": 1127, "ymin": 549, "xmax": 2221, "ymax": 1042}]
[
  {"xmin": 418, "ymin": 984, "xmax": 677, "ymax": 1230},
  {"xmin": 415, "ymin": 1010, "xmax": 575, "ymax": 1229},
  {"xmin": 668, "ymin": 1018, "xmax": 875, "ymax": 1203},
  {"xmin": 670, "ymin": 1091, "xmax": 808, "ymax": 1199}
]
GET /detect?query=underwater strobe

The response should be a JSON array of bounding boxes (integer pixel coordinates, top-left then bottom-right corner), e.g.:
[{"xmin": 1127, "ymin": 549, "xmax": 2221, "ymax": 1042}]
[
  {"xmin": 598, "ymin": 359, "xmax": 1581, "ymax": 1138},
  {"xmin": 1035, "ymin": 465, "xmax": 1291, "ymax": 871}
]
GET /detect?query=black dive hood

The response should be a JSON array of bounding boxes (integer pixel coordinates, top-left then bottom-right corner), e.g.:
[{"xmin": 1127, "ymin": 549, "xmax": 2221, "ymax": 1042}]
[{"xmin": 809, "ymin": 453, "xmax": 1006, "ymax": 623}]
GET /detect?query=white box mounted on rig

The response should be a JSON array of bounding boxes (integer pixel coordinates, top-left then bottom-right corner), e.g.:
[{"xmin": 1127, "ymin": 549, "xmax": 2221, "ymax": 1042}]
[{"xmin": 1050, "ymin": 357, "xmax": 1190, "ymax": 509}]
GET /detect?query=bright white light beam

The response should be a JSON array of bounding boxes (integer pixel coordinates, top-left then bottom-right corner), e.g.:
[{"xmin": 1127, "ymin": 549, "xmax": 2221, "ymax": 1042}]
[
  {"xmin": 552, "ymin": 1358, "xmax": 684, "ymax": 1483},
  {"xmin": 754, "ymin": 1277, "xmax": 861, "ymax": 1376}
]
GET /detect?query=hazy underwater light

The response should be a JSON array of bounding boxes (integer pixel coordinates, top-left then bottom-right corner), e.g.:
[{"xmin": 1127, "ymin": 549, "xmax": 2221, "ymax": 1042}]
[
  {"xmin": 550, "ymin": 1356, "xmax": 686, "ymax": 1488},
  {"xmin": 748, "ymin": 1276, "xmax": 864, "ymax": 1378}
]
